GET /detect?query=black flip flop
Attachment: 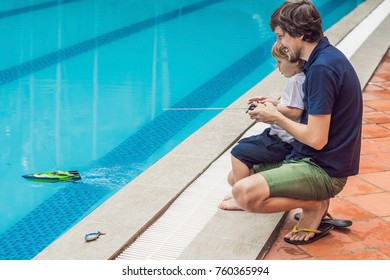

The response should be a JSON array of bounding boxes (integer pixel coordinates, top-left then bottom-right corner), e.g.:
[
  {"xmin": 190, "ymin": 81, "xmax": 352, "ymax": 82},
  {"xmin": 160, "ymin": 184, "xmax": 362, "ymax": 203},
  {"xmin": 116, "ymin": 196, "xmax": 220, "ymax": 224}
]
[
  {"xmin": 294, "ymin": 212, "xmax": 352, "ymax": 228},
  {"xmin": 284, "ymin": 223, "xmax": 334, "ymax": 245}
]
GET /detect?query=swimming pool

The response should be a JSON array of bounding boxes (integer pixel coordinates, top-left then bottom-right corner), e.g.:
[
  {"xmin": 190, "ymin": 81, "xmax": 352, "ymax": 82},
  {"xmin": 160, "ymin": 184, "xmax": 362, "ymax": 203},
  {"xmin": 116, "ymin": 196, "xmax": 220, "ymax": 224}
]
[{"xmin": 0, "ymin": 0, "xmax": 363, "ymax": 259}]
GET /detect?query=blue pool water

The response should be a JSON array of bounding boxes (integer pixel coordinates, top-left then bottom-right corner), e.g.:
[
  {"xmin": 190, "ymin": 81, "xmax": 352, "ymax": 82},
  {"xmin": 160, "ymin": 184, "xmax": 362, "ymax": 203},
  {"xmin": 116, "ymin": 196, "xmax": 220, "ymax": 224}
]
[{"xmin": 0, "ymin": 0, "xmax": 363, "ymax": 259}]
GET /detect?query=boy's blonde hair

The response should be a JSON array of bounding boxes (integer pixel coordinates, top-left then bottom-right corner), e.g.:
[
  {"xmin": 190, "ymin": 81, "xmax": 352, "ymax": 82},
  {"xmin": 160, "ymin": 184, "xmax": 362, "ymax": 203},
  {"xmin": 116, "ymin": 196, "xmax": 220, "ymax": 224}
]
[{"xmin": 271, "ymin": 42, "xmax": 305, "ymax": 70}]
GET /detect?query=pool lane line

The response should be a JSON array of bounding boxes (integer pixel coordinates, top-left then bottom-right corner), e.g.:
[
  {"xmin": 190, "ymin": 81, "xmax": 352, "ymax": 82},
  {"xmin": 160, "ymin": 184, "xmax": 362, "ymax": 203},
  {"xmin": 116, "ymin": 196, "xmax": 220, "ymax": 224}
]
[
  {"xmin": 0, "ymin": 0, "xmax": 225, "ymax": 87},
  {"xmin": 0, "ymin": 0, "xmax": 347, "ymax": 87},
  {"xmin": 163, "ymin": 107, "xmax": 248, "ymax": 111},
  {"xmin": 0, "ymin": 0, "xmax": 80, "ymax": 20}
]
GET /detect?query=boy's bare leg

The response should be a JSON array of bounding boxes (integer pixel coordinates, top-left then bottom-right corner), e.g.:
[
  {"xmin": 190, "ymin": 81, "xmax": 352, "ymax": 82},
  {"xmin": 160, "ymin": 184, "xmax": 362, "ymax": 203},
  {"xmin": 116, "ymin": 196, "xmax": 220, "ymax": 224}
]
[
  {"xmin": 227, "ymin": 170, "xmax": 235, "ymax": 187},
  {"xmin": 222, "ymin": 156, "xmax": 254, "ymax": 202},
  {"xmin": 231, "ymin": 156, "xmax": 252, "ymax": 183}
]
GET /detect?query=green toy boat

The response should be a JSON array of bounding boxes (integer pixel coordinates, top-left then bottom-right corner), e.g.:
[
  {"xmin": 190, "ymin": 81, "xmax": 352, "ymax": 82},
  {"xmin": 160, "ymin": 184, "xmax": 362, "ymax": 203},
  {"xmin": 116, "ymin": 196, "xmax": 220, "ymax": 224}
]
[{"xmin": 22, "ymin": 170, "xmax": 81, "ymax": 183}]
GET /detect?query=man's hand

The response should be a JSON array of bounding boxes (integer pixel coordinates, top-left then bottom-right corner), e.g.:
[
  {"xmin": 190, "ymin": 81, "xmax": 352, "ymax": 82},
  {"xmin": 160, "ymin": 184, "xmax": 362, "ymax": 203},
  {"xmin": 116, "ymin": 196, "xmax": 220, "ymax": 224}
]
[{"xmin": 247, "ymin": 101, "xmax": 283, "ymax": 124}]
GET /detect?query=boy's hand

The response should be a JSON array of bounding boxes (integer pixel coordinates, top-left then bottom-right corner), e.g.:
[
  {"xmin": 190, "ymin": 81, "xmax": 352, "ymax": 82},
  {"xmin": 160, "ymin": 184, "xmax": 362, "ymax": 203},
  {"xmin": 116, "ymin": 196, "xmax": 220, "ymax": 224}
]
[
  {"xmin": 248, "ymin": 96, "xmax": 279, "ymax": 106},
  {"xmin": 248, "ymin": 96, "xmax": 267, "ymax": 104}
]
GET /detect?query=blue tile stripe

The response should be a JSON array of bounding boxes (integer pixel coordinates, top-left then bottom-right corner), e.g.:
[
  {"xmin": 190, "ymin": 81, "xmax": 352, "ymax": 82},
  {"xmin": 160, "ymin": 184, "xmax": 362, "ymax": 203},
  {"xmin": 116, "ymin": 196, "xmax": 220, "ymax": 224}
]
[
  {"xmin": 0, "ymin": 0, "xmax": 80, "ymax": 19},
  {"xmin": 0, "ymin": 0, "xmax": 225, "ymax": 86},
  {"xmin": 0, "ymin": 38, "xmax": 274, "ymax": 259}
]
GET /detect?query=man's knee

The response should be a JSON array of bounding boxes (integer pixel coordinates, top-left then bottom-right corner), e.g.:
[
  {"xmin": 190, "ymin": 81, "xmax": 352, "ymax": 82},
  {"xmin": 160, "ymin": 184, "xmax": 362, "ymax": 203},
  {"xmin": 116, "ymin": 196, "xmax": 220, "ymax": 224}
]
[
  {"xmin": 232, "ymin": 175, "xmax": 268, "ymax": 212},
  {"xmin": 231, "ymin": 183, "xmax": 248, "ymax": 209}
]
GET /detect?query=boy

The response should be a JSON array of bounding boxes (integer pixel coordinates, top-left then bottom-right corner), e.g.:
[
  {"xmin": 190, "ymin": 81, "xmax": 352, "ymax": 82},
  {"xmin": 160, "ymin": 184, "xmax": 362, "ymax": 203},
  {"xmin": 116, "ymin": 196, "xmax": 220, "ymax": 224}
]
[{"xmin": 220, "ymin": 43, "xmax": 305, "ymax": 209}]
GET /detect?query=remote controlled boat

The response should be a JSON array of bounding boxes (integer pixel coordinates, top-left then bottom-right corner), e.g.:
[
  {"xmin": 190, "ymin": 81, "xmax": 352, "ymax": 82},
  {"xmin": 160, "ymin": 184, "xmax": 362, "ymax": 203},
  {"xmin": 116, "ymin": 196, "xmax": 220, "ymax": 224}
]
[{"xmin": 22, "ymin": 170, "xmax": 81, "ymax": 183}]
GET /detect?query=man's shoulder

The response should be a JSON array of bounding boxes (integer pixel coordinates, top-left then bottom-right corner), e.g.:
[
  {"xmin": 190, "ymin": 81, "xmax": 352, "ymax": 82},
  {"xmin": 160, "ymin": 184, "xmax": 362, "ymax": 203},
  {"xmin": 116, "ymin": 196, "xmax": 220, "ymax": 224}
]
[{"xmin": 316, "ymin": 44, "xmax": 346, "ymax": 65}]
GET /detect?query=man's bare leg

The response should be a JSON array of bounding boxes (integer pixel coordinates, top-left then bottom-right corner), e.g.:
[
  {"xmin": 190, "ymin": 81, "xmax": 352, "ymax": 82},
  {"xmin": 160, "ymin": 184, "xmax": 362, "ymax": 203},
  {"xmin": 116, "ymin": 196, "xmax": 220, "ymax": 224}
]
[
  {"xmin": 284, "ymin": 200, "xmax": 329, "ymax": 242},
  {"xmin": 230, "ymin": 173, "xmax": 329, "ymax": 241}
]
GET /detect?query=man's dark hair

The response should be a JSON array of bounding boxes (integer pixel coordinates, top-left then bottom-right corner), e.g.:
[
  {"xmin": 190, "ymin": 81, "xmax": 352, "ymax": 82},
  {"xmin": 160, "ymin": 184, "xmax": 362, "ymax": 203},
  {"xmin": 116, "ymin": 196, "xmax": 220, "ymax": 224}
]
[{"xmin": 270, "ymin": 0, "xmax": 323, "ymax": 43}]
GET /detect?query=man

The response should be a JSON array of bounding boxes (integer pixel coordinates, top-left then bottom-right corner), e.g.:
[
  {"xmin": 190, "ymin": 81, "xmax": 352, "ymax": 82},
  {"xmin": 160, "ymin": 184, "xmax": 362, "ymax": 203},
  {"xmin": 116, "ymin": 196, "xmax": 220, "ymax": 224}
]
[{"xmin": 220, "ymin": 0, "xmax": 362, "ymax": 245}]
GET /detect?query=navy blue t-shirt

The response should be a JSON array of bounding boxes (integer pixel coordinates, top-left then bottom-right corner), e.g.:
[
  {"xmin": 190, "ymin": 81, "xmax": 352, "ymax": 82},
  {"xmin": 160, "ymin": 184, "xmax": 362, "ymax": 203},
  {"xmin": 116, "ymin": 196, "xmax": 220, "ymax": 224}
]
[{"xmin": 288, "ymin": 37, "xmax": 362, "ymax": 177}]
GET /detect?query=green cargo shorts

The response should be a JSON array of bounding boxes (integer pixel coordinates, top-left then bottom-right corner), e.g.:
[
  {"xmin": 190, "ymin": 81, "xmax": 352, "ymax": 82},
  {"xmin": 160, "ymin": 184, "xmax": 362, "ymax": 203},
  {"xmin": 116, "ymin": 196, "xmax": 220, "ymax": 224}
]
[{"xmin": 253, "ymin": 158, "xmax": 347, "ymax": 201}]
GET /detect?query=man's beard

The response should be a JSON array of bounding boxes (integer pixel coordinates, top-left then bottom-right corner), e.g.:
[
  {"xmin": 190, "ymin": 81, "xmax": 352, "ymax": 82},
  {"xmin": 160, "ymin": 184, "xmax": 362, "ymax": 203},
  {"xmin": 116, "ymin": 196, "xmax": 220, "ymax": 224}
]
[{"xmin": 286, "ymin": 47, "xmax": 301, "ymax": 63}]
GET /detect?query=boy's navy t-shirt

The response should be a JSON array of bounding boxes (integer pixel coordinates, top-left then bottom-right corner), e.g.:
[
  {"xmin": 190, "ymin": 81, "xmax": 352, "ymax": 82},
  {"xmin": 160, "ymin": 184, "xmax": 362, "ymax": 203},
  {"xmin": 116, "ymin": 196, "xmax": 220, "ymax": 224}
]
[{"xmin": 288, "ymin": 37, "xmax": 362, "ymax": 178}]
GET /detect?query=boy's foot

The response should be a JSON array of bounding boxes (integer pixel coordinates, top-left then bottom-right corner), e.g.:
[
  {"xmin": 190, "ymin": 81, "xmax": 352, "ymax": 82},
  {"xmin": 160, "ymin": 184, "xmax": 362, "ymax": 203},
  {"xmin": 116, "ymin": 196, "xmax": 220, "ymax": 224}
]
[
  {"xmin": 218, "ymin": 198, "xmax": 244, "ymax": 211},
  {"xmin": 223, "ymin": 194, "xmax": 233, "ymax": 201}
]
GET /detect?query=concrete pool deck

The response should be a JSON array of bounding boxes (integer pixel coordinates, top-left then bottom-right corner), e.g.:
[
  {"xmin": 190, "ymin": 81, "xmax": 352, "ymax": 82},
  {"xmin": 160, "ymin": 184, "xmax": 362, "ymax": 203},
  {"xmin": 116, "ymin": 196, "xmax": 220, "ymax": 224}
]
[{"xmin": 35, "ymin": 0, "xmax": 390, "ymax": 260}]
